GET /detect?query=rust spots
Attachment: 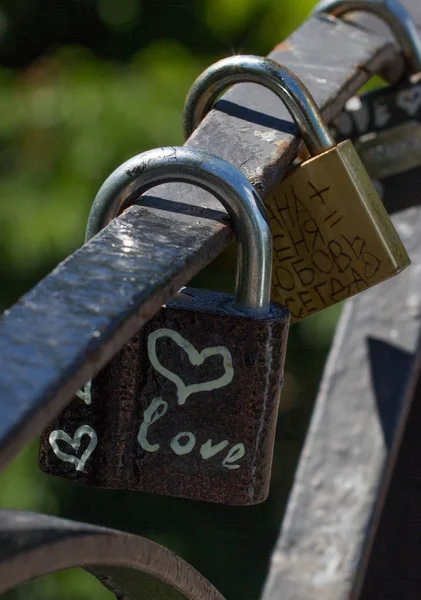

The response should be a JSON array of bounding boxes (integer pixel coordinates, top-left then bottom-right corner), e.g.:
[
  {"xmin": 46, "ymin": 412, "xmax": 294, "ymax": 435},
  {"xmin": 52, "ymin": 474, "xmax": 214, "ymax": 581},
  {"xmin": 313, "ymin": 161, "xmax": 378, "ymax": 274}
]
[
  {"xmin": 274, "ymin": 139, "xmax": 291, "ymax": 160},
  {"xmin": 412, "ymin": 72, "xmax": 421, "ymax": 85},
  {"xmin": 274, "ymin": 41, "xmax": 293, "ymax": 53},
  {"xmin": 296, "ymin": 147, "xmax": 311, "ymax": 162},
  {"xmin": 357, "ymin": 64, "xmax": 373, "ymax": 77},
  {"xmin": 249, "ymin": 175, "xmax": 265, "ymax": 195},
  {"xmin": 273, "ymin": 139, "xmax": 298, "ymax": 168},
  {"xmin": 214, "ymin": 219, "xmax": 229, "ymax": 230}
]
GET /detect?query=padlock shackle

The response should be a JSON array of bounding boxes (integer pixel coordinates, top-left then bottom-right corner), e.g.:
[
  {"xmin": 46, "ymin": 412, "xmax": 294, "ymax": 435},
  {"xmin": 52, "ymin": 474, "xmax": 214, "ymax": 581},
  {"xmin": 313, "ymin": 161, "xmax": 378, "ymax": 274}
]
[
  {"xmin": 183, "ymin": 55, "xmax": 335, "ymax": 156},
  {"xmin": 314, "ymin": 0, "xmax": 421, "ymax": 74},
  {"xmin": 86, "ymin": 146, "xmax": 272, "ymax": 315}
]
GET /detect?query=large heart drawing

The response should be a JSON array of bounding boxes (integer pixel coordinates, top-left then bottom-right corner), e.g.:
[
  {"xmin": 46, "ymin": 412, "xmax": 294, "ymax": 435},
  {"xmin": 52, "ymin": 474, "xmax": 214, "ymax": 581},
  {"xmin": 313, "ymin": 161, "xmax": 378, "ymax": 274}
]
[
  {"xmin": 49, "ymin": 425, "xmax": 98, "ymax": 472},
  {"xmin": 396, "ymin": 86, "xmax": 421, "ymax": 117},
  {"xmin": 148, "ymin": 328, "xmax": 234, "ymax": 405}
]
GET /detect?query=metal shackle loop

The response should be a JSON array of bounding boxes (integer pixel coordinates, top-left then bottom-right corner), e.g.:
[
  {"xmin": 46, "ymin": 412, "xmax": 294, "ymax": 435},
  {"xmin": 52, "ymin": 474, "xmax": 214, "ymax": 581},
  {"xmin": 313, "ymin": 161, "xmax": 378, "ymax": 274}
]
[
  {"xmin": 183, "ymin": 55, "xmax": 335, "ymax": 157},
  {"xmin": 314, "ymin": 0, "xmax": 421, "ymax": 74},
  {"xmin": 86, "ymin": 146, "xmax": 272, "ymax": 315}
]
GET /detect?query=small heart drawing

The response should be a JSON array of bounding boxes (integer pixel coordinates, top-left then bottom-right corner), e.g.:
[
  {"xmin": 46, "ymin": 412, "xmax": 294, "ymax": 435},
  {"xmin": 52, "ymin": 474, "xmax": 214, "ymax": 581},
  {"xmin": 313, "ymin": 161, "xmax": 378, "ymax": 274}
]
[
  {"xmin": 148, "ymin": 328, "xmax": 234, "ymax": 405},
  {"xmin": 362, "ymin": 251, "xmax": 381, "ymax": 279},
  {"xmin": 396, "ymin": 86, "xmax": 421, "ymax": 117},
  {"xmin": 49, "ymin": 425, "xmax": 98, "ymax": 472}
]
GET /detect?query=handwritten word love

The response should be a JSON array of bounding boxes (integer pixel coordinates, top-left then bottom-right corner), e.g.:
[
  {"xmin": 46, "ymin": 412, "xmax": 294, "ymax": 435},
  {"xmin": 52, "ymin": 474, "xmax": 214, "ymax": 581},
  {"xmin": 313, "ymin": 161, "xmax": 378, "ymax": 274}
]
[{"xmin": 137, "ymin": 396, "xmax": 245, "ymax": 470}]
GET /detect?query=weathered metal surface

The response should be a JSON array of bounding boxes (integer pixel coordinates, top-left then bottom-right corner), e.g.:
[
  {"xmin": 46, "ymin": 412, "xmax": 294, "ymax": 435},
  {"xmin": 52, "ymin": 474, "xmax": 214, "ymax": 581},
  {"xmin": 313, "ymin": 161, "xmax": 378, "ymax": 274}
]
[
  {"xmin": 183, "ymin": 55, "xmax": 336, "ymax": 154},
  {"xmin": 0, "ymin": 508, "xmax": 225, "ymax": 600},
  {"xmin": 0, "ymin": 10, "xmax": 405, "ymax": 474},
  {"xmin": 262, "ymin": 203, "xmax": 421, "ymax": 600},
  {"xmin": 359, "ymin": 361, "xmax": 421, "ymax": 599},
  {"xmin": 85, "ymin": 146, "xmax": 275, "ymax": 314},
  {"xmin": 0, "ymin": 206, "xmax": 231, "ymax": 474},
  {"xmin": 186, "ymin": 15, "xmax": 402, "ymax": 196},
  {"xmin": 39, "ymin": 287, "xmax": 290, "ymax": 505},
  {"xmin": 314, "ymin": 0, "xmax": 421, "ymax": 74}
]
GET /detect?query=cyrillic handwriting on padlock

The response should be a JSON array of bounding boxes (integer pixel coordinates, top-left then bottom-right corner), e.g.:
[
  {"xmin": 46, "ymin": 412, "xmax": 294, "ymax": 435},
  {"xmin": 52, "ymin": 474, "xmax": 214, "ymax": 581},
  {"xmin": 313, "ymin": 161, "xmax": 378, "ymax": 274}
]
[
  {"xmin": 267, "ymin": 136, "xmax": 409, "ymax": 322},
  {"xmin": 267, "ymin": 179, "xmax": 384, "ymax": 321}
]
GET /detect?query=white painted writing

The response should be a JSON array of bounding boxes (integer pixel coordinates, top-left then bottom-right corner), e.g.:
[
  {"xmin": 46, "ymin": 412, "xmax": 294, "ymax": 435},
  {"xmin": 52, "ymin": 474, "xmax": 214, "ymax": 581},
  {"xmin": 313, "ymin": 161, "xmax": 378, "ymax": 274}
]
[
  {"xmin": 170, "ymin": 431, "xmax": 196, "ymax": 455},
  {"xmin": 147, "ymin": 328, "xmax": 234, "ymax": 405},
  {"xmin": 374, "ymin": 99, "xmax": 391, "ymax": 128},
  {"xmin": 222, "ymin": 443, "xmax": 246, "ymax": 470},
  {"xmin": 200, "ymin": 439, "xmax": 229, "ymax": 459},
  {"xmin": 137, "ymin": 396, "xmax": 168, "ymax": 452},
  {"xmin": 137, "ymin": 396, "xmax": 245, "ymax": 469},
  {"xmin": 76, "ymin": 380, "xmax": 91, "ymax": 405},
  {"xmin": 335, "ymin": 86, "xmax": 421, "ymax": 139},
  {"xmin": 396, "ymin": 85, "xmax": 421, "ymax": 117},
  {"xmin": 49, "ymin": 425, "xmax": 97, "ymax": 471}
]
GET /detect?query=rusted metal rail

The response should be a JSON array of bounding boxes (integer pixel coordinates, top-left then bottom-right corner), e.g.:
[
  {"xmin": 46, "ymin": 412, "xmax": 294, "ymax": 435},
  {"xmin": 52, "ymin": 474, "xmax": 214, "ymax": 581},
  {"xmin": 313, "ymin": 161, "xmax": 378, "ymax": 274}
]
[{"xmin": 1, "ymin": 1, "xmax": 420, "ymax": 599}]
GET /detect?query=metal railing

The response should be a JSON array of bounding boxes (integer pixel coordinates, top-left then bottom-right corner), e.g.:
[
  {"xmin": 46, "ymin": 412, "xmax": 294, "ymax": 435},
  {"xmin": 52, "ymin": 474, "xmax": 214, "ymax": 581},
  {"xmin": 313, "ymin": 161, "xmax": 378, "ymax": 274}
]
[{"xmin": 1, "ymin": 2, "xmax": 421, "ymax": 598}]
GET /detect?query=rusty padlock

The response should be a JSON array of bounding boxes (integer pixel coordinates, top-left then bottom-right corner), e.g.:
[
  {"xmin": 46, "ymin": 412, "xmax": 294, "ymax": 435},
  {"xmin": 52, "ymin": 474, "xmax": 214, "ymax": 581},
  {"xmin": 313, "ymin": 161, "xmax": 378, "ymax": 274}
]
[
  {"xmin": 183, "ymin": 55, "xmax": 410, "ymax": 322},
  {"xmin": 317, "ymin": 0, "xmax": 421, "ymax": 210},
  {"xmin": 39, "ymin": 146, "xmax": 290, "ymax": 506}
]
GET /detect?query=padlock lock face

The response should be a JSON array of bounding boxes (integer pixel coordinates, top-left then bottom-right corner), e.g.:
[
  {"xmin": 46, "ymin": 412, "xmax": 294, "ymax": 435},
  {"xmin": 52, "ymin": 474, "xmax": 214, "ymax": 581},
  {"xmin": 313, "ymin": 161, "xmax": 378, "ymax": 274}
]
[
  {"xmin": 333, "ymin": 80, "xmax": 421, "ymax": 212},
  {"xmin": 39, "ymin": 288, "xmax": 289, "ymax": 506},
  {"xmin": 266, "ymin": 139, "xmax": 410, "ymax": 323}
]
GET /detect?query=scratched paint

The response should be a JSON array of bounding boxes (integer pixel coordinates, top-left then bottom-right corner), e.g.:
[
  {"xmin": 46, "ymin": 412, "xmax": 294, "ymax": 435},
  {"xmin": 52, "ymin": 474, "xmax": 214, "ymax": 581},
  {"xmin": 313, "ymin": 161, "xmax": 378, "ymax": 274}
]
[{"xmin": 75, "ymin": 380, "xmax": 92, "ymax": 405}]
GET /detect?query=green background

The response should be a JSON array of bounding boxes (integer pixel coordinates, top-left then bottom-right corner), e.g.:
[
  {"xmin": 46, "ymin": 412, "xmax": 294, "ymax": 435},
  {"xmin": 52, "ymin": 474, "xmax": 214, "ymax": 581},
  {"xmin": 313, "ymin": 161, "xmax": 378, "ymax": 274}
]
[{"xmin": 0, "ymin": 1, "xmax": 344, "ymax": 598}]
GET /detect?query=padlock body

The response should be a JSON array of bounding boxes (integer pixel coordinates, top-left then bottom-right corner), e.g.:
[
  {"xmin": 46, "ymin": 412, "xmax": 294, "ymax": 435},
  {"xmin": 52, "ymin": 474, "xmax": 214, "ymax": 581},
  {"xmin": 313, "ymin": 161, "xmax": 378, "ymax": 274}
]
[
  {"xmin": 333, "ymin": 80, "xmax": 421, "ymax": 212},
  {"xmin": 266, "ymin": 140, "xmax": 410, "ymax": 323},
  {"xmin": 39, "ymin": 288, "xmax": 290, "ymax": 506},
  {"xmin": 355, "ymin": 122, "xmax": 421, "ymax": 181}
]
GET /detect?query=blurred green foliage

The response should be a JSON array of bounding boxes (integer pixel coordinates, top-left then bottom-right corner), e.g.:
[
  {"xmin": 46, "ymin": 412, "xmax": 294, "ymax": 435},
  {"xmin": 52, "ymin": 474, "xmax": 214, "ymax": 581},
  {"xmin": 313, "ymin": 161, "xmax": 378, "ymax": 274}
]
[{"xmin": 0, "ymin": 1, "xmax": 347, "ymax": 599}]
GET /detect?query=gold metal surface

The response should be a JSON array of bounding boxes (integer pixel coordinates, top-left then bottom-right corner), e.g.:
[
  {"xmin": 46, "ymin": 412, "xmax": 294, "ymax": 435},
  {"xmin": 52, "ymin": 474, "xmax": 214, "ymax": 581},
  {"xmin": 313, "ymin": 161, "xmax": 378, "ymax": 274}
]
[
  {"xmin": 356, "ymin": 122, "xmax": 421, "ymax": 180},
  {"xmin": 266, "ymin": 140, "xmax": 410, "ymax": 323}
]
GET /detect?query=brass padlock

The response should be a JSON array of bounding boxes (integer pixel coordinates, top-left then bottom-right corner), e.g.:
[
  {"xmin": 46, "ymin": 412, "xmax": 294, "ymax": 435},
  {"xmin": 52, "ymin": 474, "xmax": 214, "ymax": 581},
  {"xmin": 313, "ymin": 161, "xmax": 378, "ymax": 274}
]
[
  {"xmin": 39, "ymin": 146, "xmax": 290, "ymax": 506},
  {"xmin": 317, "ymin": 0, "xmax": 421, "ymax": 210},
  {"xmin": 183, "ymin": 55, "xmax": 410, "ymax": 322}
]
